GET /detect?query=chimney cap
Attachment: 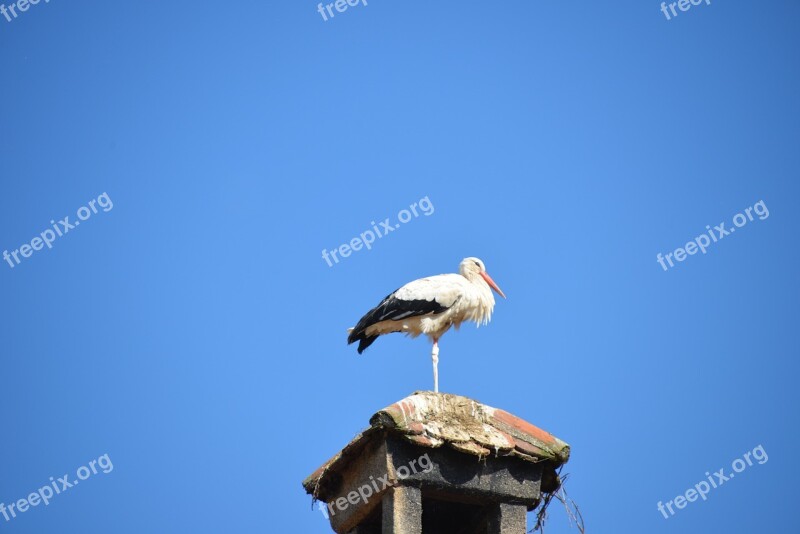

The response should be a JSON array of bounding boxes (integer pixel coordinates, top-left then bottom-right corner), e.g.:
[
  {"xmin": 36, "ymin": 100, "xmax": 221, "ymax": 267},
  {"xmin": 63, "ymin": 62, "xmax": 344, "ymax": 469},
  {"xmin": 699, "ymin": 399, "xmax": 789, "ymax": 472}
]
[{"xmin": 303, "ymin": 391, "xmax": 570, "ymax": 497}]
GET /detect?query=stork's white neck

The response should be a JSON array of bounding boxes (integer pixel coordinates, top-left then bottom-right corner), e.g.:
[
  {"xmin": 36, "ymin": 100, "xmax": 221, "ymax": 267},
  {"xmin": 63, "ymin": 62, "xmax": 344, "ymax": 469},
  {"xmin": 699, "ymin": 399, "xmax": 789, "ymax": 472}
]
[{"xmin": 460, "ymin": 271, "xmax": 496, "ymax": 325}]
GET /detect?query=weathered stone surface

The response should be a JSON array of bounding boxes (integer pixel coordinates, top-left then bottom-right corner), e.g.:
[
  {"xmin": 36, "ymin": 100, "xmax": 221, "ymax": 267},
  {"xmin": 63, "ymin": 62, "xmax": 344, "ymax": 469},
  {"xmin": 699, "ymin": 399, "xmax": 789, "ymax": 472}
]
[
  {"xmin": 382, "ymin": 486, "xmax": 421, "ymax": 534},
  {"xmin": 487, "ymin": 503, "xmax": 528, "ymax": 534}
]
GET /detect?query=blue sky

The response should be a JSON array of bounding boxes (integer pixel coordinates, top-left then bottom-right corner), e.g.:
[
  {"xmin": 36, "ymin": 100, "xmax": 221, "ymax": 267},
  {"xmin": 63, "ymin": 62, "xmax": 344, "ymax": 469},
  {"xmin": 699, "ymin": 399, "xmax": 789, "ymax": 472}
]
[{"xmin": 1, "ymin": 1, "xmax": 798, "ymax": 532}]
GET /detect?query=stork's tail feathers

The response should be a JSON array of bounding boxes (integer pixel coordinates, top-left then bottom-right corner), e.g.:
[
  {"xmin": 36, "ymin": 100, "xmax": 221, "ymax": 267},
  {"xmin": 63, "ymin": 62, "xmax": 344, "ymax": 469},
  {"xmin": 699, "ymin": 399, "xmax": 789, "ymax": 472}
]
[{"xmin": 347, "ymin": 327, "xmax": 379, "ymax": 354}]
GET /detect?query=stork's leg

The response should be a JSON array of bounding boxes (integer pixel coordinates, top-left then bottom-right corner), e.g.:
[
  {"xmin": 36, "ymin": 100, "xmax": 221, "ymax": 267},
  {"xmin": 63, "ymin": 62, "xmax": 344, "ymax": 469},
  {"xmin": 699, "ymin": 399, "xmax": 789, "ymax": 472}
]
[{"xmin": 432, "ymin": 338, "xmax": 439, "ymax": 393}]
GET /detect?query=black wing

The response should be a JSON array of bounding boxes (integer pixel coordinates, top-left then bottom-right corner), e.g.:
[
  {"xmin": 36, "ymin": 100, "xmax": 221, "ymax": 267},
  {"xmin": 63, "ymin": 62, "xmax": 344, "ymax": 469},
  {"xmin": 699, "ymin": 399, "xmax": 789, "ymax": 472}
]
[{"xmin": 347, "ymin": 289, "xmax": 449, "ymax": 354}]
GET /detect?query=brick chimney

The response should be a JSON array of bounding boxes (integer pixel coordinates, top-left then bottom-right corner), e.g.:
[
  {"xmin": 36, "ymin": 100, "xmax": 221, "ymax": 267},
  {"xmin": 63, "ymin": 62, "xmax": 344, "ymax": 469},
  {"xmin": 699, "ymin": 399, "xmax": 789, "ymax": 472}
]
[{"xmin": 302, "ymin": 391, "xmax": 570, "ymax": 533}]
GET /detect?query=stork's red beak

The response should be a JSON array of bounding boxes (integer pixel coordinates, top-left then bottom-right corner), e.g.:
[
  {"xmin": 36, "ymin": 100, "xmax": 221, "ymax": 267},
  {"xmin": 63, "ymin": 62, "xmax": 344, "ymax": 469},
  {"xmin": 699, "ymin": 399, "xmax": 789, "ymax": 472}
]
[{"xmin": 480, "ymin": 272, "xmax": 506, "ymax": 299}]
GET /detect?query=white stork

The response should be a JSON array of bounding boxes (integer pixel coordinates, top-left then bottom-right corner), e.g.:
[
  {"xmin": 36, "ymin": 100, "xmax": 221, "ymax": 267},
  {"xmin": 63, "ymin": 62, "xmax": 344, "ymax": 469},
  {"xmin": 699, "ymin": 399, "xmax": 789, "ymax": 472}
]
[{"xmin": 347, "ymin": 257, "xmax": 506, "ymax": 393}]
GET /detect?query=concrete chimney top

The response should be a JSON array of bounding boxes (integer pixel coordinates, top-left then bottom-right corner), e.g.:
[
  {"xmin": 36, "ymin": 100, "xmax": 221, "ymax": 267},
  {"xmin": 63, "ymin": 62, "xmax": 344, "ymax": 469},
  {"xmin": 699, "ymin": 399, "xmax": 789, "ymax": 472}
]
[{"xmin": 303, "ymin": 391, "xmax": 570, "ymax": 533}]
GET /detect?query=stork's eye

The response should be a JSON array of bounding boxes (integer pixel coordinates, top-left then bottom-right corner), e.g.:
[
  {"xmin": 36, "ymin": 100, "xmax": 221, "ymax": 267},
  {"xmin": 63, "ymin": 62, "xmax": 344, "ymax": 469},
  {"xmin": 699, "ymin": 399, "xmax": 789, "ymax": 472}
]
[{"xmin": 474, "ymin": 261, "xmax": 481, "ymax": 268}]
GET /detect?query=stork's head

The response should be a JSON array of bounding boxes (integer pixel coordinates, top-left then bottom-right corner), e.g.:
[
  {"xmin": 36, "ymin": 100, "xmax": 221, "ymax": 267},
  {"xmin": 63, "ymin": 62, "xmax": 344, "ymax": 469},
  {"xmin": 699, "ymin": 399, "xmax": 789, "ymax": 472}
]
[{"xmin": 459, "ymin": 257, "xmax": 506, "ymax": 298}]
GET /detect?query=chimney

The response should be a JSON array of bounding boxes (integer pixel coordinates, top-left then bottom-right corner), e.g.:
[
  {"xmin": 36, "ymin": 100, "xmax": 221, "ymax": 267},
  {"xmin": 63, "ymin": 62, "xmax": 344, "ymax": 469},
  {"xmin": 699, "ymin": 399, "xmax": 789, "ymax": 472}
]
[{"xmin": 303, "ymin": 391, "xmax": 570, "ymax": 533}]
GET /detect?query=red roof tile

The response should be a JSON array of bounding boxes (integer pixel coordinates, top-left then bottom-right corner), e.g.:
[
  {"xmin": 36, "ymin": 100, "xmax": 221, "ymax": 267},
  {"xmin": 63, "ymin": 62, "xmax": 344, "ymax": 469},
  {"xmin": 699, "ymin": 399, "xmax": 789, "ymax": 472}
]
[{"xmin": 369, "ymin": 391, "xmax": 570, "ymax": 464}]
